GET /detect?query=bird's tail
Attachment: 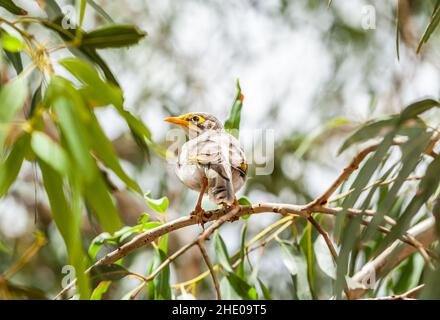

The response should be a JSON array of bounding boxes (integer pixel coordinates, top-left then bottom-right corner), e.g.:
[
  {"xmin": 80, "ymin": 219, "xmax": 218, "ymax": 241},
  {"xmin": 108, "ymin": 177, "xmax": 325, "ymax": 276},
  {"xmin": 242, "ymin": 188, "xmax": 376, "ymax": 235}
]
[{"xmin": 206, "ymin": 165, "xmax": 234, "ymax": 206}]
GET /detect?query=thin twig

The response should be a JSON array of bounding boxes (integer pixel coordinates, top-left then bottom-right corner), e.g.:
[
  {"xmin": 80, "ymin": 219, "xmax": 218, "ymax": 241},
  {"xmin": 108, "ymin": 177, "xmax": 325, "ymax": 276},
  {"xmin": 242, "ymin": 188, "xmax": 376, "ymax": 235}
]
[
  {"xmin": 197, "ymin": 241, "xmax": 221, "ymax": 300},
  {"xmin": 363, "ymin": 284, "xmax": 425, "ymax": 300}
]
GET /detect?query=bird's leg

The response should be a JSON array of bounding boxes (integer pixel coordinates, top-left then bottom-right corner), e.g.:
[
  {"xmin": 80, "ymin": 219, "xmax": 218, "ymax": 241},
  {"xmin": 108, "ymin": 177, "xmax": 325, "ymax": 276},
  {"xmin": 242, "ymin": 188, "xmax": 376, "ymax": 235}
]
[{"xmin": 191, "ymin": 177, "xmax": 208, "ymax": 226}]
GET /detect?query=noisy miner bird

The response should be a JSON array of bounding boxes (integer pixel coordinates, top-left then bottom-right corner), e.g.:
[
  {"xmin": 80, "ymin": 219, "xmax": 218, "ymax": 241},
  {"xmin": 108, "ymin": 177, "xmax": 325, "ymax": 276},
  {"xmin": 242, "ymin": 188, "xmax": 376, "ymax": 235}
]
[{"xmin": 164, "ymin": 112, "xmax": 247, "ymax": 221}]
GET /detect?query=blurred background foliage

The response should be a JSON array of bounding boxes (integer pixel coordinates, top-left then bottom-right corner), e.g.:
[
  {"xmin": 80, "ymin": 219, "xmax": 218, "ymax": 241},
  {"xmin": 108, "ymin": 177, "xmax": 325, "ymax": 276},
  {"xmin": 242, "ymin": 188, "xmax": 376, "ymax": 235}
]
[{"xmin": 0, "ymin": 0, "xmax": 439, "ymax": 300}]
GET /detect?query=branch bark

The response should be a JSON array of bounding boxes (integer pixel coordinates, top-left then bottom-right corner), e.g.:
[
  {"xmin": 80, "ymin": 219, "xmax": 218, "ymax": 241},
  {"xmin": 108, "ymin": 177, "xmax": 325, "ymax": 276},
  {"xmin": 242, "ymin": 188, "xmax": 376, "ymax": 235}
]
[{"xmin": 349, "ymin": 217, "xmax": 436, "ymax": 299}]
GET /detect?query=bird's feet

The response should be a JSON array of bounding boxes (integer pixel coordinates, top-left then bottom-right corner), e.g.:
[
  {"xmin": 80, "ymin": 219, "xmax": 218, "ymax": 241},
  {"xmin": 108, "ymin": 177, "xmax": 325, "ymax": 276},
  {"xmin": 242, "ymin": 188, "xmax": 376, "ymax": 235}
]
[{"xmin": 190, "ymin": 206, "xmax": 206, "ymax": 229}]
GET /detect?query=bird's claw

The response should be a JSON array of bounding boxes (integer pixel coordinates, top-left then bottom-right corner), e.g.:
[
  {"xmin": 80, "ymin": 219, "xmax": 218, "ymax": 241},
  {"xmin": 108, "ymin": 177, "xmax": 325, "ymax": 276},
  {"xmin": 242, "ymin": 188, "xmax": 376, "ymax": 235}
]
[{"xmin": 190, "ymin": 207, "xmax": 206, "ymax": 229}]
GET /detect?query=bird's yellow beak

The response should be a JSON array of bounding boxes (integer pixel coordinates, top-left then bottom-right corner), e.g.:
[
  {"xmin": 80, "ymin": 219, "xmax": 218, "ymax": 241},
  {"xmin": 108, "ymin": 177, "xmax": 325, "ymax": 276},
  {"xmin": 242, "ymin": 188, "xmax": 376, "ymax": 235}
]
[{"xmin": 164, "ymin": 116, "xmax": 189, "ymax": 128}]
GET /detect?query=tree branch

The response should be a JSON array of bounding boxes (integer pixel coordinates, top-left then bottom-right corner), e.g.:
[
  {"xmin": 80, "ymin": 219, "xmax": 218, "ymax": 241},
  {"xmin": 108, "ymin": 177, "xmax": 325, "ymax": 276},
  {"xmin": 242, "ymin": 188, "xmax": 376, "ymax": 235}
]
[{"xmin": 349, "ymin": 217, "xmax": 436, "ymax": 299}]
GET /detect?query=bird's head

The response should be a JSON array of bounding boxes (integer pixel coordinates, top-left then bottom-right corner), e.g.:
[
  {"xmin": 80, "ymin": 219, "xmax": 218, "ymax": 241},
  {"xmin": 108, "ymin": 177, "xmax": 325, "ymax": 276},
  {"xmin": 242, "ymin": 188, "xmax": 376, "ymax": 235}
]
[{"xmin": 164, "ymin": 112, "xmax": 223, "ymax": 135}]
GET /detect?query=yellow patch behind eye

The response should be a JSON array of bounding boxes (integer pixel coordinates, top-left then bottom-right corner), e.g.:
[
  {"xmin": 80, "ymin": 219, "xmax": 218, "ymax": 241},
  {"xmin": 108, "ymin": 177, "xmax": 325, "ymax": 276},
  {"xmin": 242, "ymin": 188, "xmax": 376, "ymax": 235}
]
[{"xmin": 240, "ymin": 162, "xmax": 247, "ymax": 173}]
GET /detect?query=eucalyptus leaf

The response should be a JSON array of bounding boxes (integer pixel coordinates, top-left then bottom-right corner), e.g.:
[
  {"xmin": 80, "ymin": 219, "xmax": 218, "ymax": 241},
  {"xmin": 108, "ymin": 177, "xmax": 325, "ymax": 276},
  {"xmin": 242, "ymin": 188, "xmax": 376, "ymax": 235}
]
[
  {"xmin": 224, "ymin": 79, "xmax": 244, "ymax": 138},
  {"xmin": 144, "ymin": 191, "xmax": 169, "ymax": 214}
]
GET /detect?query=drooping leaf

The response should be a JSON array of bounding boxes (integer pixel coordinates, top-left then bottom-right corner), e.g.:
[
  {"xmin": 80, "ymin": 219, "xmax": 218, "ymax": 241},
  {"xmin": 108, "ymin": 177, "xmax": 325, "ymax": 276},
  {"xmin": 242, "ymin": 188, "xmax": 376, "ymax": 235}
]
[
  {"xmin": 4, "ymin": 50, "xmax": 23, "ymax": 75},
  {"xmin": 86, "ymin": 0, "xmax": 114, "ymax": 23},
  {"xmin": 338, "ymin": 117, "xmax": 396, "ymax": 154},
  {"xmin": 28, "ymin": 84, "xmax": 42, "ymax": 118},
  {"xmin": 78, "ymin": 0, "xmax": 87, "ymax": 28},
  {"xmin": 39, "ymin": 161, "xmax": 90, "ymax": 299},
  {"xmin": 363, "ymin": 129, "xmax": 431, "ymax": 241},
  {"xmin": 257, "ymin": 278, "xmax": 273, "ymax": 300},
  {"xmin": 214, "ymin": 231, "xmax": 233, "ymax": 273},
  {"xmin": 154, "ymin": 247, "xmax": 172, "ymax": 300},
  {"xmin": 314, "ymin": 235, "xmax": 336, "ymax": 279},
  {"xmin": 87, "ymin": 113, "xmax": 142, "ymax": 194},
  {"xmin": 237, "ymin": 224, "xmax": 248, "ymax": 280},
  {"xmin": 58, "ymin": 57, "xmax": 123, "ymax": 107},
  {"xmin": 0, "ymin": 133, "xmax": 29, "ymax": 197},
  {"xmin": 417, "ymin": 5, "xmax": 440, "ymax": 53},
  {"xmin": 398, "ymin": 98, "xmax": 440, "ymax": 123},
  {"xmin": 42, "ymin": 0, "xmax": 62, "ymax": 19},
  {"xmin": 278, "ymin": 240, "xmax": 312, "ymax": 300},
  {"xmin": 0, "ymin": 76, "xmax": 27, "ymax": 148},
  {"xmin": 377, "ymin": 154, "xmax": 440, "ymax": 254},
  {"xmin": 84, "ymin": 172, "xmax": 122, "ymax": 233},
  {"xmin": 31, "ymin": 131, "xmax": 69, "ymax": 175},
  {"xmin": 52, "ymin": 96, "xmax": 95, "ymax": 179}
]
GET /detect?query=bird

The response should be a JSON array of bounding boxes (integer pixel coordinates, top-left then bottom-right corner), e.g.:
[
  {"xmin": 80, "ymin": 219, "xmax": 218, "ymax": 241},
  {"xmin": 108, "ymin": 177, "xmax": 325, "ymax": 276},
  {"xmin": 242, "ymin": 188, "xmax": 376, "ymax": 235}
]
[{"xmin": 164, "ymin": 112, "xmax": 247, "ymax": 221}]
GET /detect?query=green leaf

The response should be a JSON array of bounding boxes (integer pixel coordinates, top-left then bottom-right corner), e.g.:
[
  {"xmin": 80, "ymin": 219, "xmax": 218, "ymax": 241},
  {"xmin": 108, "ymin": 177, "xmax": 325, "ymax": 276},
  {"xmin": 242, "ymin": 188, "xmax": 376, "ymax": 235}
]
[
  {"xmin": 0, "ymin": 133, "xmax": 29, "ymax": 197},
  {"xmin": 42, "ymin": 0, "xmax": 62, "ymax": 19},
  {"xmin": 0, "ymin": 76, "xmax": 27, "ymax": 148},
  {"xmin": 335, "ymin": 133, "xmax": 395, "ymax": 298},
  {"xmin": 0, "ymin": 0, "xmax": 27, "ymax": 15},
  {"xmin": 28, "ymin": 84, "xmax": 42, "ymax": 118},
  {"xmin": 78, "ymin": 0, "xmax": 87, "ymax": 28},
  {"xmin": 144, "ymin": 191, "xmax": 169, "ymax": 214},
  {"xmin": 314, "ymin": 235, "xmax": 336, "ymax": 279},
  {"xmin": 237, "ymin": 225, "xmax": 247, "ymax": 280},
  {"xmin": 39, "ymin": 161, "xmax": 90, "ymax": 299},
  {"xmin": 90, "ymin": 281, "xmax": 111, "ymax": 300},
  {"xmin": 338, "ymin": 117, "xmax": 396, "ymax": 154},
  {"xmin": 4, "ymin": 50, "xmax": 23, "ymax": 75},
  {"xmin": 84, "ymin": 172, "xmax": 122, "ymax": 233},
  {"xmin": 31, "ymin": 131, "xmax": 69, "ymax": 175},
  {"xmin": 154, "ymin": 247, "xmax": 172, "ymax": 300},
  {"xmin": 215, "ymin": 230, "xmax": 258, "ymax": 299},
  {"xmin": 238, "ymin": 196, "xmax": 251, "ymax": 206},
  {"xmin": 224, "ymin": 79, "xmax": 244, "ymax": 138},
  {"xmin": 398, "ymin": 98, "xmax": 440, "ymax": 123},
  {"xmin": 81, "ymin": 25, "xmax": 147, "ymax": 49},
  {"xmin": 257, "ymin": 278, "xmax": 273, "ymax": 300},
  {"xmin": 278, "ymin": 240, "xmax": 312, "ymax": 300},
  {"xmin": 88, "ymin": 232, "xmax": 112, "ymax": 260},
  {"xmin": 363, "ymin": 129, "xmax": 431, "ymax": 241},
  {"xmin": 417, "ymin": 5, "xmax": 440, "ymax": 53},
  {"xmin": 88, "ymin": 113, "xmax": 142, "ymax": 194},
  {"xmin": 220, "ymin": 277, "xmax": 241, "ymax": 300},
  {"xmin": 214, "ymin": 230, "xmax": 233, "ymax": 273},
  {"xmin": 90, "ymin": 264, "xmax": 131, "ymax": 282},
  {"xmin": 41, "ymin": 18, "xmax": 119, "ymax": 85},
  {"xmin": 1, "ymin": 33, "xmax": 24, "ymax": 52},
  {"xmin": 86, "ymin": 0, "xmax": 114, "ymax": 23},
  {"xmin": 58, "ymin": 57, "xmax": 123, "ymax": 107},
  {"xmin": 377, "ymin": 154, "xmax": 440, "ymax": 254},
  {"xmin": 88, "ymin": 221, "xmax": 161, "ymax": 260},
  {"xmin": 53, "ymin": 96, "xmax": 97, "ymax": 180},
  {"xmin": 226, "ymin": 272, "xmax": 258, "ymax": 300},
  {"xmin": 238, "ymin": 196, "xmax": 252, "ymax": 219}
]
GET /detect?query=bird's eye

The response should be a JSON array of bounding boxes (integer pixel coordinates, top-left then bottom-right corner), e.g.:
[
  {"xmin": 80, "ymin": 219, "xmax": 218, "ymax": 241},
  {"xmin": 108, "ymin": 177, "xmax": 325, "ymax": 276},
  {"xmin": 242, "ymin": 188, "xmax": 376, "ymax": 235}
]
[{"xmin": 192, "ymin": 116, "xmax": 199, "ymax": 123}]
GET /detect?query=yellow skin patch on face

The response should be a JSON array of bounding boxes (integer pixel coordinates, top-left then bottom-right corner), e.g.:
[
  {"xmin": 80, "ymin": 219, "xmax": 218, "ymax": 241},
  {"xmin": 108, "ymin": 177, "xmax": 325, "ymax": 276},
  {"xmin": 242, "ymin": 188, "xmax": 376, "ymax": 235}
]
[{"xmin": 183, "ymin": 113, "xmax": 206, "ymax": 125}]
